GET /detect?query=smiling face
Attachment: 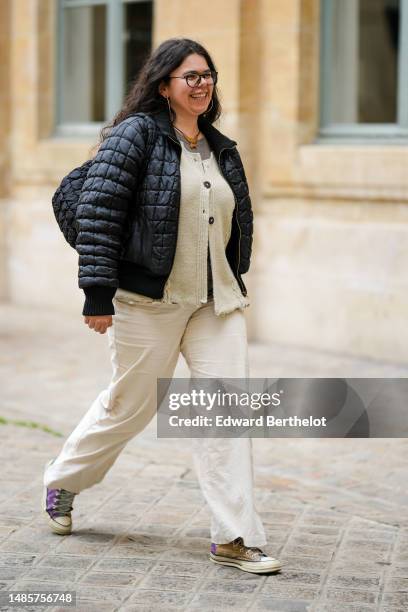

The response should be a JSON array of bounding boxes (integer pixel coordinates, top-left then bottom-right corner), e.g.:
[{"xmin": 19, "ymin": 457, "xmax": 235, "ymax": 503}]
[{"xmin": 159, "ymin": 53, "xmax": 214, "ymax": 122}]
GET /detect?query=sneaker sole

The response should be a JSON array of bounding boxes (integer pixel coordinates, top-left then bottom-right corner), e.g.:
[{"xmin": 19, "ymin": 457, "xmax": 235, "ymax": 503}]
[
  {"xmin": 209, "ymin": 553, "xmax": 282, "ymax": 574},
  {"xmin": 43, "ymin": 459, "xmax": 72, "ymax": 536}
]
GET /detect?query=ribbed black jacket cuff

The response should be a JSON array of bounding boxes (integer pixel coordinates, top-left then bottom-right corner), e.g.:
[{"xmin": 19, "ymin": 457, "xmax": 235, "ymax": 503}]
[{"xmin": 82, "ymin": 286, "xmax": 117, "ymax": 316}]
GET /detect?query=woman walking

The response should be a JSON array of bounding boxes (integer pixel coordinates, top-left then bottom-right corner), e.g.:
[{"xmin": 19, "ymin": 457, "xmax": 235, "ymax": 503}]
[{"xmin": 43, "ymin": 37, "xmax": 282, "ymax": 575}]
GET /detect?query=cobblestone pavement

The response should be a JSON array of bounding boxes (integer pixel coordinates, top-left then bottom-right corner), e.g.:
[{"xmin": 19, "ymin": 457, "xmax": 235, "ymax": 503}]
[{"xmin": 0, "ymin": 302, "xmax": 407, "ymax": 612}]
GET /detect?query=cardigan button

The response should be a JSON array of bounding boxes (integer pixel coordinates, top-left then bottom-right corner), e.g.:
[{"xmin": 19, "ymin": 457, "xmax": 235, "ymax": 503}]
[
  {"xmin": 209, "ymin": 216, "xmax": 215, "ymax": 224},
  {"xmin": 204, "ymin": 181, "xmax": 211, "ymax": 188}
]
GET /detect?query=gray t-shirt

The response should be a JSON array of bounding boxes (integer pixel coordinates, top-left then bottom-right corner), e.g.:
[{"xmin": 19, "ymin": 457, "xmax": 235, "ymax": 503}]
[{"xmin": 175, "ymin": 131, "xmax": 214, "ymax": 298}]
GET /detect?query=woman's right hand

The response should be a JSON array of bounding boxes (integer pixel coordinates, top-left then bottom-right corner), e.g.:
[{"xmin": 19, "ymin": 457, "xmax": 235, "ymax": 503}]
[{"xmin": 83, "ymin": 315, "xmax": 113, "ymax": 334}]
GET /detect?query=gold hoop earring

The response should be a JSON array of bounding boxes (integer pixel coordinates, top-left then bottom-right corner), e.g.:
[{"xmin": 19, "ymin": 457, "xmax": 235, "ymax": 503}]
[
  {"xmin": 165, "ymin": 96, "xmax": 175, "ymax": 122},
  {"xmin": 203, "ymin": 98, "xmax": 214, "ymax": 116}
]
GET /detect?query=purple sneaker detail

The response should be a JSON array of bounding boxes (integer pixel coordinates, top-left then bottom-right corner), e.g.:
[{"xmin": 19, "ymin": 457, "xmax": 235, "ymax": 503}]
[
  {"xmin": 46, "ymin": 488, "xmax": 75, "ymax": 519},
  {"xmin": 211, "ymin": 543, "xmax": 217, "ymax": 554}
]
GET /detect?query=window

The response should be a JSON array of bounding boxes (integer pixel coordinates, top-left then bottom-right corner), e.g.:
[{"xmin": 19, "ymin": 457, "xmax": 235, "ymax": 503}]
[
  {"xmin": 56, "ymin": 0, "xmax": 152, "ymax": 135},
  {"xmin": 319, "ymin": 0, "xmax": 408, "ymax": 140}
]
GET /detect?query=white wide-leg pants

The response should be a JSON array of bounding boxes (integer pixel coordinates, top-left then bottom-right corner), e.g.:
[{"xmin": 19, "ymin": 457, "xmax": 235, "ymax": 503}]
[{"xmin": 44, "ymin": 292, "xmax": 266, "ymax": 546}]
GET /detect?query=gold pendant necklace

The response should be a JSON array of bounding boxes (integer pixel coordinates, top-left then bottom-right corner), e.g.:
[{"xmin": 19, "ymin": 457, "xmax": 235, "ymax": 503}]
[{"xmin": 174, "ymin": 125, "xmax": 201, "ymax": 149}]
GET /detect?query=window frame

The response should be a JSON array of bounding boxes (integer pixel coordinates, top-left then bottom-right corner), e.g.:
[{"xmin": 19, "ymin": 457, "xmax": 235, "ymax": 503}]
[
  {"xmin": 55, "ymin": 0, "xmax": 150, "ymax": 136},
  {"xmin": 318, "ymin": 0, "xmax": 408, "ymax": 143}
]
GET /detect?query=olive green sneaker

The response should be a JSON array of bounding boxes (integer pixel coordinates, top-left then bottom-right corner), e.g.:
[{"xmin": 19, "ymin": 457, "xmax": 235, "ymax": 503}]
[{"xmin": 210, "ymin": 536, "xmax": 282, "ymax": 574}]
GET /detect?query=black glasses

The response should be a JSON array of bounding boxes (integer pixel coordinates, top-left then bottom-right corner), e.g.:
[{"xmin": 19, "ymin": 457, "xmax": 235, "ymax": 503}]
[{"xmin": 168, "ymin": 70, "xmax": 218, "ymax": 88}]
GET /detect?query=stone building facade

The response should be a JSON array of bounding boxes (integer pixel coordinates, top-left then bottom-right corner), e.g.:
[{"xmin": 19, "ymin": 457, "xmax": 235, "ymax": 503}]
[{"xmin": 1, "ymin": 0, "xmax": 407, "ymax": 363}]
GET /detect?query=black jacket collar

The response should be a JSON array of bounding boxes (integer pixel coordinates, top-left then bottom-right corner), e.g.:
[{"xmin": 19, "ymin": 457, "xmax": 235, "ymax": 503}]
[{"xmin": 152, "ymin": 109, "xmax": 237, "ymax": 158}]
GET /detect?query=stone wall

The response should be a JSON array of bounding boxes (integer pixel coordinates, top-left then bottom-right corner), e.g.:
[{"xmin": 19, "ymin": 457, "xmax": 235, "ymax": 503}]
[
  {"xmin": 0, "ymin": 0, "xmax": 11, "ymax": 299},
  {"xmin": 1, "ymin": 0, "xmax": 408, "ymax": 363}
]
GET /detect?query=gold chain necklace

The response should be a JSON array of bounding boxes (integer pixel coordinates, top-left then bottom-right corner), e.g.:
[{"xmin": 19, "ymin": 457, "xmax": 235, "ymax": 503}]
[{"xmin": 173, "ymin": 125, "xmax": 201, "ymax": 149}]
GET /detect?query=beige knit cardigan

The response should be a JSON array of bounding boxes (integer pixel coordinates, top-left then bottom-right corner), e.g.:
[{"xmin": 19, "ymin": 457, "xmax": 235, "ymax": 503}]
[{"xmin": 115, "ymin": 136, "xmax": 250, "ymax": 317}]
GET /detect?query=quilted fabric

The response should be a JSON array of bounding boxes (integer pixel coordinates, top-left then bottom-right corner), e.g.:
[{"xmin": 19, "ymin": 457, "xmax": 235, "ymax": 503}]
[
  {"xmin": 74, "ymin": 109, "xmax": 253, "ymax": 313},
  {"xmin": 52, "ymin": 159, "xmax": 93, "ymax": 248}
]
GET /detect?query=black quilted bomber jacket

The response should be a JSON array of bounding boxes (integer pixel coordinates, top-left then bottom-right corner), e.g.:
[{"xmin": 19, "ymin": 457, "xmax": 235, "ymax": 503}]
[{"xmin": 77, "ymin": 109, "xmax": 253, "ymax": 316}]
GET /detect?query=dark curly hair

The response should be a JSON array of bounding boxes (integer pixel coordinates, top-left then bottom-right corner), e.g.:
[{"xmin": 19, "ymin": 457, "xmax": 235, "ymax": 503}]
[{"xmin": 96, "ymin": 37, "xmax": 222, "ymax": 149}]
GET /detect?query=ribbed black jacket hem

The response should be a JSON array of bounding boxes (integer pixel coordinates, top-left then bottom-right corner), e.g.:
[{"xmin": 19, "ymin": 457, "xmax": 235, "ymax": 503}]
[
  {"xmin": 81, "ymin": 261, "xmax": 169, "ymax": 316},
  {"xmin": 82, "ymin": 261, "xmax": 230, "ymax": 316}
]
